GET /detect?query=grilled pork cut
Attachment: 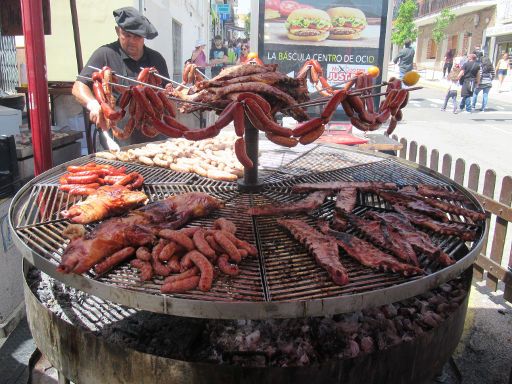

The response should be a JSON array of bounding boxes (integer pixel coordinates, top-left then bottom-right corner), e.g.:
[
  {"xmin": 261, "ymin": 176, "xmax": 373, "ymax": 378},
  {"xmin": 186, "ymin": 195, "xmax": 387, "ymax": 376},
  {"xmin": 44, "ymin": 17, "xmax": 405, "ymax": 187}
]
[
  {"xmin": 248, "ymin": 191, "xmax": 331, "ymax": 216},
  {"xmin": 331, "ymin": 231, "xmax": 424, "ymax": 276},
  {"xmin": 61, "ymin": 185, "xmax": 148, "ymax": 224},
  {"xmin": 277, "ymin": 219, "xmax": 349, "ymax": 286},
  {"xmin": 58, "ymin": 192, "xmax": 224, "ymax": 274}
]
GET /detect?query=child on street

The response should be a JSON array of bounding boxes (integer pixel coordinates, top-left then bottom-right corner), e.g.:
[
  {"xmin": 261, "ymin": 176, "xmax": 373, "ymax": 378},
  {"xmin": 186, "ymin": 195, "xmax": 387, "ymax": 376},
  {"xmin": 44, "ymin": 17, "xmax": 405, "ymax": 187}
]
[{"xmin": 441, "ymin": 68, "xmax": 460, "ymax": 113}]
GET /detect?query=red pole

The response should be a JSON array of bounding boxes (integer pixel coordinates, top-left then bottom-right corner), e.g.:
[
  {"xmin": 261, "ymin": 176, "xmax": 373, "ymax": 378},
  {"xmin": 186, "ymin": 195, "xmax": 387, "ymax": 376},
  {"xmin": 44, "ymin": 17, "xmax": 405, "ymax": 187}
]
[{"xmin": 20, "ymin": 0, "xmax": 53, "ymax": 175}]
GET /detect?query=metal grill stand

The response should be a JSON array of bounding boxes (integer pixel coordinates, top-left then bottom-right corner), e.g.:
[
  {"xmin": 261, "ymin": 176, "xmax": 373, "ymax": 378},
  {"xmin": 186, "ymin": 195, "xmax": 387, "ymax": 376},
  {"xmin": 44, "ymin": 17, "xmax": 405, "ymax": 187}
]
[
  {"xmin": 238, "ymin": 118, "xmax": 265, "ymax": 192},
  {"xmin": 10, "ymin": 143, "xmax": 486, "ymax": 320}
]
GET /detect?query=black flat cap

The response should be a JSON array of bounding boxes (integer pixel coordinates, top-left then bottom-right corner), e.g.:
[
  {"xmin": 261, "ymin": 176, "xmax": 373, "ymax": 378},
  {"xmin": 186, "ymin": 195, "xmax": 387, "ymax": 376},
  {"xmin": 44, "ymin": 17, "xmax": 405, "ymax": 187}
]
[{"xmin": 113, "ymin": 7, "xmax": 158, "ymax": 39}]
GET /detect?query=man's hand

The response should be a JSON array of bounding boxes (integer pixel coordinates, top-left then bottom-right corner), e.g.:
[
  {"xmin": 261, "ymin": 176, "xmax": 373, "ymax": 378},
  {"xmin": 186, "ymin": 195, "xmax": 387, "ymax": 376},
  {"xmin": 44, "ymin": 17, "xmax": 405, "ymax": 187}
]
[{"xmin": 87, "ymin": 99, "xmax": 107, "ymax": 130}]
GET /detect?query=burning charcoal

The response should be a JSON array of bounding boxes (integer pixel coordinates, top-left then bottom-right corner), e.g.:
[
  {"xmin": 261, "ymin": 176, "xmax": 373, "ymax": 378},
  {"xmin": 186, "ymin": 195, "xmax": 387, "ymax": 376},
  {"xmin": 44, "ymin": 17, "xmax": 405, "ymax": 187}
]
[
  {"xmin": 393, "ymin": 317, "xmax": 405, "ymax": 335},
  {"xmin": 402, "ymin": 318, "xmax": 414, "ymax": 332},
  {"xmin": 336, "ymin": 319, "xmax": 360, "ymax": 335},
  {"xmin": 376, "ymin": 332, "xmax": 387, "ymax": 350},
  {"xmin": 359, "ymin": 336, "xmax": 375, "ymax": 354},
  {"xmin": 398, "ymin": 307, "xmax": 416, "ymax": 317},
  {"xmin": 428, "ymin": 294, "xmax": 447, "ymax": 306},
  {"xmin": 435, "ymin": 302, "xmax": 451, "ymax": 314},
  {"xmin": 439, "ymin": 283, "xmax": 453, "ymax": 293},
  {"xmin": 342, "ymin": 339, "xmax": 360, "ymax": 358},
  {"xmin": 412, "ymin": 322, "xmax": 425, "ymax": 336},
  {"xmin": 417, "ymin": 312, "xmax": 439, "ymax": 329},
  {"xmin": 380, "ymin": 304, "xmax": 398, "ymax": 318},
  {"xmin": 430, "ymin": 311, "xmax": 444, "ymax": 324},
  {"xmin": 244, "ymin": 330, "xmax": 261, "ymax": 350}
]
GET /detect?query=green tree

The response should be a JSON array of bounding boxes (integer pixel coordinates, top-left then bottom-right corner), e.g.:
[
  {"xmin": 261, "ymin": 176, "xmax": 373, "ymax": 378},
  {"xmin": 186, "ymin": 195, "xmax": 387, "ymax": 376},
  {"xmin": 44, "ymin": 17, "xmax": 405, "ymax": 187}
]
[
  {"xmin": 392, "ymin": 0, "xmax": 418, "ymax": 47},
  {"xmin": 432, "ymin": 9, "xmax": 455, "ymax": 45}
]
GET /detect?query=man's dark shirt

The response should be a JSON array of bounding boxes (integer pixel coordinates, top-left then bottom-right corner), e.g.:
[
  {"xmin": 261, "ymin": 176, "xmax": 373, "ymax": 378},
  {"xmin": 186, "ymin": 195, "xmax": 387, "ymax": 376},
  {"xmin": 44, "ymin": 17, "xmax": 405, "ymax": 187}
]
[
  {"xmin": 393, "ymin": 47, "xmax": 415, "ymax": 73},
  {"xmin": 79, "ymin": 40, "xmax": 169, "ymax": 86},
  {"xmin": 78, "ymin": 40, "xmax": 170, "ymax": 146},
  {"xmin": 209, "ymin": 46, "xmax": 228, "ymax": 77},
  {"xmin": 461, "ymin": 61, "xmax": 480, "ymax": 80}
]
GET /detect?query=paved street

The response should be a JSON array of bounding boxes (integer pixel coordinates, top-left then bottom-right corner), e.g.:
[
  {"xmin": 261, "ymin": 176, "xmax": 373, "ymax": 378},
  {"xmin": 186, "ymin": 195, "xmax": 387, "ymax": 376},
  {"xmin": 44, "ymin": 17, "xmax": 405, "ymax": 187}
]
[{"xmin": 391, "ymin": 85, "xmax": 512, "ymax": 197}]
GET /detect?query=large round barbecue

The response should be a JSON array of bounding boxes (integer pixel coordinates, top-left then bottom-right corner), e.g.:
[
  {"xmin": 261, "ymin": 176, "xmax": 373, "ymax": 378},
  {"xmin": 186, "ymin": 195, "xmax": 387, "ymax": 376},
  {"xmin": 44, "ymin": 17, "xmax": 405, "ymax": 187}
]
[{"xmin": 9, "ymin": 63, "xmax": 486, "ymax": 382}]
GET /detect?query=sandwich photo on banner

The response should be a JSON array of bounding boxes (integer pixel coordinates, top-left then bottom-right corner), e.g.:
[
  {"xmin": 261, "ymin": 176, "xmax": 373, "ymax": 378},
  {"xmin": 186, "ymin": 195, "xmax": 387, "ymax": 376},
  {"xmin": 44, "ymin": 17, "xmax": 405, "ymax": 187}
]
[{"xmin": 263, "ymin": 0, "xmax": 382, "ymax": 48}]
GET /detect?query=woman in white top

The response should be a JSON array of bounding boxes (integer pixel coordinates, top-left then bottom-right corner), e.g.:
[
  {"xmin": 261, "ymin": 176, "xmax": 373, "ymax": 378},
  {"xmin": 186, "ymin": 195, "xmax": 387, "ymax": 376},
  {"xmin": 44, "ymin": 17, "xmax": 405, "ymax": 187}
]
[{"xmin": 495, "ymin": 53, "xmax": 510, "ymax": 92}]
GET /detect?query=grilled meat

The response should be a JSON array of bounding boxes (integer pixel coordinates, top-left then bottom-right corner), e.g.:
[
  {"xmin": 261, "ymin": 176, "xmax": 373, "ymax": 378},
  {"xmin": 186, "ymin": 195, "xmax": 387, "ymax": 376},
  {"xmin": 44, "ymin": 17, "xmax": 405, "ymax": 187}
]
[
  {"xmin": 335, "ymin": 188, "xmax": 358, "ymax": 213},
  {"xmin": 366, "ymin": 211, "xmax": 455, "ymax": 266},
  {"xmin": 58, "ymin": 192, "xmax": 224, "ymax": 274},
  {"xmin": 330, "ymin": 231, "xmax": 423, "ymax": 276},
  {"xmin": 417, "ymin": 184, "xmax": 467, "ymax": 201},
  {"xmin": 291, "ymin": 181, "xmax": 397, "ymax": 194},
  {"xmin": 61, "ymin": 185, "xmax": 148, "ymax": 224},
  {"xmin": 278, "ymin": 219, "xmax": 349, "ymax": 286},
  {"xmin": 392, "ymin": 204, "xmax": 478, "ymax": 241},
  {"xmin": 345, "ymin": 213, "xmax": 419, "ymax": 266},
  {"xmin": 248, "ymin": 191, "xmax": 332, "ymax": 216},
  {"xmin": 369, "ymin": 189, "xmax": 448, "ymax": 222}
]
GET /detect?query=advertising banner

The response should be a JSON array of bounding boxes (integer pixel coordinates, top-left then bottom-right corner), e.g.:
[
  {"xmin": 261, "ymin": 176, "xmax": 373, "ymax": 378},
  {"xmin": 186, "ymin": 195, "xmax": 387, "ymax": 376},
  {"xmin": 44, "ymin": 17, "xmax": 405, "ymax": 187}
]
[{"xmin": 258, "ymin": 0, "xmax": 390, "ymax": 118}]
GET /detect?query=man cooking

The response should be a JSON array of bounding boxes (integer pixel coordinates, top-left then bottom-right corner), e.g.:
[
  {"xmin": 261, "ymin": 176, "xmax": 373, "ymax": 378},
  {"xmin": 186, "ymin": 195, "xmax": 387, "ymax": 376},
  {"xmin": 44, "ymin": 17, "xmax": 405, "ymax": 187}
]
[{"xmin": 72, "ymin": 7, "xmax": 170, "ymax": 148}]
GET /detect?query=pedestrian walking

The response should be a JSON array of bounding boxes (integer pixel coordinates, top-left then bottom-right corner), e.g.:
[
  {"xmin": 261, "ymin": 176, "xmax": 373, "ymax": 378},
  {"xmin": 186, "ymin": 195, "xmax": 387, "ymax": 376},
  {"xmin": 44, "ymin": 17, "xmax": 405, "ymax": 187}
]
[
  {"xmin": 393, "ymin": 39, "xmax": 415, "ymax": 79},
  {"xmin": 443, "ymin": 49, "xmax": 454, "ymax": 78},
  {"xmin": 472, "ymin": 57, "xmax": 495, "ymax": 112},
  {"xmin": 495, "ymin": 52, "xmax": 510, "ymax": 92},
  {"xmin": 441, "ymin": 69, "xmax": 460, "ymax": 113},
  {"xmin": 456, "ymin": 53, "xmax": 480, "ymax": 113}
]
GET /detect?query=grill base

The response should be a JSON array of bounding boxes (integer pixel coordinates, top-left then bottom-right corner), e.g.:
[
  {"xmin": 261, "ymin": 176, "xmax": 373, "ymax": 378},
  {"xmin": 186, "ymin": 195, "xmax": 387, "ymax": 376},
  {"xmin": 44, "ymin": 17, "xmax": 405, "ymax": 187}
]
[{"xmin": 25, "ymin": 260, "xmax": 472, "ymax": 384}]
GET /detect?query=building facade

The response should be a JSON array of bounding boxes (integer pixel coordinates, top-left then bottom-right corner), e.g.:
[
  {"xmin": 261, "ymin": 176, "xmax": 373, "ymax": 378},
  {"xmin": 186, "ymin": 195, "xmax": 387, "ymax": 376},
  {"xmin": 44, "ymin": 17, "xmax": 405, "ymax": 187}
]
[
  {"xmin": 412, "ymin": 0, "xmax": 497, "ymax": 70},
  {"xmin": 484, "ymin": 0, "xmax": 512, "ymax": 62}
]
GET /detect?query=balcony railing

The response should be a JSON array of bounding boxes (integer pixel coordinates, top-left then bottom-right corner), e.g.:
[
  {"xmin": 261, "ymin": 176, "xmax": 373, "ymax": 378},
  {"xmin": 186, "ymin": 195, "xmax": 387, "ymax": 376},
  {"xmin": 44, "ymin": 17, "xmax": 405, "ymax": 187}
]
[{"xmin": 416, "ymin": 0, "xmax": 486, "ymax": 18}]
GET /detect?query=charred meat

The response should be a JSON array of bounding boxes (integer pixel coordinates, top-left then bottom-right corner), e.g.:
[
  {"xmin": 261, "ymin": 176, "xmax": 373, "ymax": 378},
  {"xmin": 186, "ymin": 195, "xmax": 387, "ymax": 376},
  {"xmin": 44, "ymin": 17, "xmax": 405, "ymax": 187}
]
[
  {"xmin": 278, "ymin": 219, "xmax": 349, "ymax": 286},
  {"xmin": 61, "ymin": 185, "xmax": 148, "ymax": 224},
  {"xmin": 58, "ymin": 192, "xmax": 224, "ymax": 274}
]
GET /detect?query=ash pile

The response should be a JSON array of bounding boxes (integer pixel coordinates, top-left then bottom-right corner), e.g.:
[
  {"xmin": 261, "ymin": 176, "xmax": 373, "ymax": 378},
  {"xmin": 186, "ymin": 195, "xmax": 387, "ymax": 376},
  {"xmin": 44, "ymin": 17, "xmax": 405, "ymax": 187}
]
[{"xmin": 29, "ymin": 268, "xmax": 470, "ymax": 367}]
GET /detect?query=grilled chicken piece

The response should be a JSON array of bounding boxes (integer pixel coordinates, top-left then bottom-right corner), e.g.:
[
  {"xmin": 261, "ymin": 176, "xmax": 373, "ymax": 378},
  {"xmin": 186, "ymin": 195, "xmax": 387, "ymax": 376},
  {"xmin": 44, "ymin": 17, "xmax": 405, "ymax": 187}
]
[
  {"xmin": 278, "ymin": 219, "xmax": 349, "ymax": 286},
  {"xmin": 61, "ymin": 185, "xmax": 148, "ymax": 224},
  {"xmin": 58, "ymin": 192, "xmax": 224, "ymax": 274},
  {"xmin": 248, "ymin": 191, "xmax": 331, "ymax": 216}
]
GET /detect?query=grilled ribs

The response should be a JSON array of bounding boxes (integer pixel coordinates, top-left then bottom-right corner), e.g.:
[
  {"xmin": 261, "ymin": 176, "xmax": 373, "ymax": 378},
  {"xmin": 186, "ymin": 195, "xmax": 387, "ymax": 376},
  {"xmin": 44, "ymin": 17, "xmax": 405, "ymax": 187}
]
[
  {"xmin": 291, "ymin": 181, "xmax": 397, "ymax": 194},
  {"xmin": 335, "ymin": 188, "xmax": 358, "ymax": 213},
  {"xmin": 277, "ymin": 219, "xmax": 349, "ymax": 286},
  {"xmin": 330, "ymin": 231, "xmax": 423, "ymax": 276},
  {"xmin": 366, "ymin": 211, "xmax": 455, "ymax": 266},
  {"xmin": 369, "ymin": 189, "xmax": 449, "ymax": 222},
  {"xmin": 58, "ymin": 192, "xmax": 224, "ymax": 274},
  {"xmin": 417, "ymin": 184, "xmax": 467, "ymax": 201},
  {"xmin": 248, "ymin": 191, "xmax": 331, "ymax": 216},
  {"xmin": 392, "ymin": 204, "xmax": 478, "ymax": 241},
  {"xmin": 345, "ymin": 213, "xmax": 419, "ymax": 266},
  {"xmin": 61, "ymin": 185, "xmax": 148, "ymax": 224}
]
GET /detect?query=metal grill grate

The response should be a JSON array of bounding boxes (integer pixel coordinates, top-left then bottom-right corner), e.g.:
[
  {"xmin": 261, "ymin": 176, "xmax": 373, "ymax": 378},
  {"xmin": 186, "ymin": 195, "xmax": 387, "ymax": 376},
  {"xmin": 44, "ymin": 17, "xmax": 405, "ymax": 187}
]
[{"xmin": 11, "ymin": 144, "xmax": 485, "ymax": 319}]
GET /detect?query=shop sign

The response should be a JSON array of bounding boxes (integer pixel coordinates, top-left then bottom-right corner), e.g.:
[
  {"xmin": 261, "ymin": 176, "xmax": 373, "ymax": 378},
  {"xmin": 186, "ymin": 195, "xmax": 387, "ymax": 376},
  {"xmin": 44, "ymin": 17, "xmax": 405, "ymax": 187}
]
[{"xmin": 258, "ymin": 0, "xmax": 390, "ymax": 118}]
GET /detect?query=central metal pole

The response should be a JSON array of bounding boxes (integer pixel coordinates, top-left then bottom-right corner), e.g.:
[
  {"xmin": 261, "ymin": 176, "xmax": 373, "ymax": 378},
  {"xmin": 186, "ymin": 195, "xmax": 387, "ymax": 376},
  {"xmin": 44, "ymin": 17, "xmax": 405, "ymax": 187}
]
[{"xmin": 237, "ymin": 117, "xmax": 263, "ymax": 192}]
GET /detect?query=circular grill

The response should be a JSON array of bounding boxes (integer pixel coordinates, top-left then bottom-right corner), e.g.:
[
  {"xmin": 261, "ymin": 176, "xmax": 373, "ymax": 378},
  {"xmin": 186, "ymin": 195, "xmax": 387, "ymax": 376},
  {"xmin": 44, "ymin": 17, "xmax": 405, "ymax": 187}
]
[{"xmin": 10, "ymin": 141, "xmax": 485, "ymax": 319}]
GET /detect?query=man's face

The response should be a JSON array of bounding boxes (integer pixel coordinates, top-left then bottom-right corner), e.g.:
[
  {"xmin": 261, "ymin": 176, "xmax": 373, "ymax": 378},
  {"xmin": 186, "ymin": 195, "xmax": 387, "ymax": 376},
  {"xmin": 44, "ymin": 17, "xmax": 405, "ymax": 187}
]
[
  {"xmin": 116, "ymin": 27, "xmax": 144, "ymax": 60},
  {"xmin": 214, "ymin": 39, "xmax": 222, "ymax": 48}
]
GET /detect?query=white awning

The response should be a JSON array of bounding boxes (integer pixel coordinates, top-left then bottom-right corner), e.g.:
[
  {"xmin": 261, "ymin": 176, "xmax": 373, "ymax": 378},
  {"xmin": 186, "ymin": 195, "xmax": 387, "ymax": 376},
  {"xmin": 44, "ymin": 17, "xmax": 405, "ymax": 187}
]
[
  {"xmin": 486, "ymin": 24, "xmax": 512, "ymax": 37},
  {"xmin": 415, "ymin": 0, "xmax": 497, "ymax": 27}
]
